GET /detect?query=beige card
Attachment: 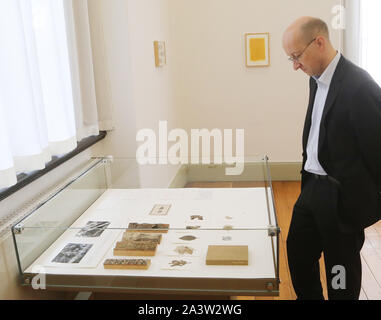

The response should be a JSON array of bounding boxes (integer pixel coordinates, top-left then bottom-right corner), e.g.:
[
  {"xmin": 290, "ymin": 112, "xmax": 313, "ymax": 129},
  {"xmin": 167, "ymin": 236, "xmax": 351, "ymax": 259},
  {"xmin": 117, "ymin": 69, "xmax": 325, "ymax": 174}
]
[{"xmin": 149, "ymin": 204, "xmax": 171, "ymax": 216}]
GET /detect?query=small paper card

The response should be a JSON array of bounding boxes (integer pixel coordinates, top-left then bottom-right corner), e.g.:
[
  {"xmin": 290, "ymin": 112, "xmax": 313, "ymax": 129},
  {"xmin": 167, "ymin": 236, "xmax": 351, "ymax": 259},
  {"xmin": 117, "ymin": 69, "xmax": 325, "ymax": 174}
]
[{"xmin": 149, "ymin": 204, "xmax": 171, "ymax": 216}]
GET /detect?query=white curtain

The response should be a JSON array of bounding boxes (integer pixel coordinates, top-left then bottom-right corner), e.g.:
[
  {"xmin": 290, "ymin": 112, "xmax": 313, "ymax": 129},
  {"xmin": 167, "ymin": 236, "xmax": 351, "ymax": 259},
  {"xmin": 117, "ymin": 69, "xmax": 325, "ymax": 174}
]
[
  {"xmin": 359, "ymin": 0, "xmax": 381, "ymax": 86},
  {"xmin": 0, "ymin": 0, "xmax": 100, "ymax": 189},
  {"xmin": 344, "ymin": 0, "xmax": 361, "ymax": 65},
  {"xmin": 65, "ymin": 0, "xmax": 100, "ymax": 141}
]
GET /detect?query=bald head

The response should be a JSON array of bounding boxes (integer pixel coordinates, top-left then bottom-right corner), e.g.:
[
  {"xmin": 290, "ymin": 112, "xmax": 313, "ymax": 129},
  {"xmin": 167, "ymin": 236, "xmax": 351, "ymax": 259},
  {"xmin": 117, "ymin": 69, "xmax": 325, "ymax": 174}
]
[
  {"xmin": 284, "ymin": 17, "xmax": 330, "ymax": 46},
  {"xmin": 301, "ymin": 17, "xmax": 329, "ymax": 43}
]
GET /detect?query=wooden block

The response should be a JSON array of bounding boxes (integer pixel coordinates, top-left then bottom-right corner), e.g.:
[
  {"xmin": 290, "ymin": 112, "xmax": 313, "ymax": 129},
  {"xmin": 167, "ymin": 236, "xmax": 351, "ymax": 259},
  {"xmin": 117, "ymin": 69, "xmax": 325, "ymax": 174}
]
[
  {"xmin": 103, "ymin": 259, "xmax": 151, "ymax": 270},
  {"xmin": 126, "ymin": 223, "xmax": 169, "ymax": 233},
  {"xmin": 206, "ymin": 245, "xmax": 248, "ymax": 266},
  {"xmin": 114, "ymin": 241, "xmax": 157, "ymax": 257},
  {"xmin": 122, "ymin": 233, "xmax": 162, "ymax": 244}
]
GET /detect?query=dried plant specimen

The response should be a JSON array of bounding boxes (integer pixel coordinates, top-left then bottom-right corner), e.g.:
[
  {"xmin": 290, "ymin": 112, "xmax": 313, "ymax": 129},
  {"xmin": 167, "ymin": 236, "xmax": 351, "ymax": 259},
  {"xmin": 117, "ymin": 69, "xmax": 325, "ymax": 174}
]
[
  {"xmin": 190, "ymin": 215, "xmax": 203, "ymax": 221},
  {"xmin": 169, "ymin": 260, "xmax": 188, "ymax": 267},
  {"xmin": 179, "ymin": 235, "xmax": 197, "ymax": 241},
  {"xmin": 225, "ymin": 216, "xmax": 233, "ymax": 220},
  {"xmin": 175, "ymin": 246, "xmax": 194, "ymax": 255}
]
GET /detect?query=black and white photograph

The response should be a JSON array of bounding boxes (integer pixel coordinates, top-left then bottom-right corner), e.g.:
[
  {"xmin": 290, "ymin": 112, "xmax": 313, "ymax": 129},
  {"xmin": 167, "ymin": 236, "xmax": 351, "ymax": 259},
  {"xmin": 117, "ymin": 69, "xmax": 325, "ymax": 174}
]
[
  {"xmin": 52, "ymin": 243, "xmax": 93, "ymax": 264},
  {"xmin": 76, "ymin": 221, "xmax": 111, "ymax": 238}
]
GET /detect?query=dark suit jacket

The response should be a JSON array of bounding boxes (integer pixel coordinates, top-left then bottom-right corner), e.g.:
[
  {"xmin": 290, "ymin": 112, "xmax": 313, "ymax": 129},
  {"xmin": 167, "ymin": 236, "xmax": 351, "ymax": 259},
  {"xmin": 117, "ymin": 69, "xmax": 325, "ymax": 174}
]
[{"xmin": 301, "ymin": 54, "xmax": 381, "ymax": 231}]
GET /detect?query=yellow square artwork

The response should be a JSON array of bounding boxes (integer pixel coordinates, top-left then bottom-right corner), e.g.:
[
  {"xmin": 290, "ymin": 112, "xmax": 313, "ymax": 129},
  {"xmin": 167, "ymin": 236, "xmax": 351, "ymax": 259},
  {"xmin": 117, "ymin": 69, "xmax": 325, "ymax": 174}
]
[
  {"xmin": 245, "ymin": 33, "xmax": 270, "ymax": 67},
  {"xmin": 250, "ymin": 38, "xmax": 266, "ymax": 62}
]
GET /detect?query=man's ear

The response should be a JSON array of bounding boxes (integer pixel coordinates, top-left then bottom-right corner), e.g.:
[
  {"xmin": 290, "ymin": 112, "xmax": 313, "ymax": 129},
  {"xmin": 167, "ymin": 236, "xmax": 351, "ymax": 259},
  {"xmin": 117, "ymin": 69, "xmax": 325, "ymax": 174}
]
[{"xmin": 316, "ymin": 36, "xmax": 326, "ymax": 51}]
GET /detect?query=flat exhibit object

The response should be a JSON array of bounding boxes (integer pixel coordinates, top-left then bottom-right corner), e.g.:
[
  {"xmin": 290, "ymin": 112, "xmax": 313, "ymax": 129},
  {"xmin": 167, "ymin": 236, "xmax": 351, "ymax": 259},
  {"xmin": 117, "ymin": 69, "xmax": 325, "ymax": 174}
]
[
  {"xmin": 206, "ymin": 245, "xmax": 249, "ymax": 266},
  {"xmin": 160, "ymin": 259, "xmax": 193, "ymax": 270},
  {"xmin": 76, "ymin": 221, "xmax": 110, "ymax": 238},
  {"xmin": 103, "ymin": 259, "xmax": 151, "ymax": 270},
  {"xmin": 169, "ymin": 260, "xmax": 188, "ymax": 267},
  {"xmin": 149, "ymin": 204, "xmax": 171, "ymax": 216},
  {"xmin": 190, "ymin": 215, "xmax": 203, "ymax": 221},
  {"xmin": 174, "ymin": 246, "xmax": 194, "ymax": 255},
  {"xmin": 52, "ymin": 243, "xmax": 93, "ymax": 264},
  {"xmin": 122, "ymin": 232, "xmax": 162, "ymax": 244},
  {"xmin": 113, "ymin": 241, "xmax": 157, "ymax": 257},
  {"xmin": 179, "ymin": 235, "xmax": 197, "ymax": 241},
  {"xmin": 126, "ymin": 223, "xmax": 170, "ymax": 233}
]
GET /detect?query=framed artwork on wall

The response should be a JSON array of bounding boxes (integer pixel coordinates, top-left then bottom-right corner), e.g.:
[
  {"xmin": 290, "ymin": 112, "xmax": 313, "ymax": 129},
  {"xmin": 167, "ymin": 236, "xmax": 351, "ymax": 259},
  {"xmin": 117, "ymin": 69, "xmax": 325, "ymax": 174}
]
[
  {"xmin": 245, "ymin": 33, "xmax": 270, "ymax": 67},
  {"xmin": 154, "ymin": 41, "xmax": 166, "ymax": 67}
]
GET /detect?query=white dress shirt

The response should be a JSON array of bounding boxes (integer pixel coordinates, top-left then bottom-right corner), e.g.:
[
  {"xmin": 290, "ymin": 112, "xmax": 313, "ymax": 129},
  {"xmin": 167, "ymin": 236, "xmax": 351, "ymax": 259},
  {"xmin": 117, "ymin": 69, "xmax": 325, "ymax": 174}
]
[{"xmin": 305, "ymin": 52, "xmax": 341, "ymax": 176}]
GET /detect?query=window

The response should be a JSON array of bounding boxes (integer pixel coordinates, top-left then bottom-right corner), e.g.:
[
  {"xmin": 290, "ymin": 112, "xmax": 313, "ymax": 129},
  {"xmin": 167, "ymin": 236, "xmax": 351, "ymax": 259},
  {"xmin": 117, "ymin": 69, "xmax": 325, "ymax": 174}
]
[
  {"xmin": 0, "ymin": 0, "xmax": 102, "ymax": 189},
  {"xmin": 360, "ymin": 0, "xmax": 381, "ymax": 85}
]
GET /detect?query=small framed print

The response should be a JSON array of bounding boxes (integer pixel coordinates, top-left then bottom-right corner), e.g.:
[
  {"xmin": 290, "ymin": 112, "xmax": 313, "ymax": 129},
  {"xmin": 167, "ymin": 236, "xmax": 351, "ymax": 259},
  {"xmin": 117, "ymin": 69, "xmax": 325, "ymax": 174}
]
[
  {"xmin": 154, "ymin": 41, "xmax": 166, "ymax": 67},
  {"xmin": 245, "ymin": 33, "xmax": 270, "ymax": 67}
]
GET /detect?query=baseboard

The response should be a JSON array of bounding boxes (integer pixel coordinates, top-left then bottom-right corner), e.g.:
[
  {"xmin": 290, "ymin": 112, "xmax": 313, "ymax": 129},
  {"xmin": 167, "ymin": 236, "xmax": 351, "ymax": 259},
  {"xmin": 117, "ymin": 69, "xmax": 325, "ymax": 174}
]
[
  {"xmin": 168, "ymin": 165, "xmax": 188, "ymax": 188},
  {"xmin": 268, "ymin": 162, "xmax": 302, "ymax": 181},
  {"xmin": 169, "ymin": 162, "xmax": 302, "ymax": 187}
]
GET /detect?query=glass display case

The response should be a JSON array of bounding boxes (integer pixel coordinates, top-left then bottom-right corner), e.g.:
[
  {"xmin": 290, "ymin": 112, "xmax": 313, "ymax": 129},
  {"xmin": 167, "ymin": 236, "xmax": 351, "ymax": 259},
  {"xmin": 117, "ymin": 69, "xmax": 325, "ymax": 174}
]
[{"xmin": 11, "ymin": 156, "xmax": 280, "ymax": 297}]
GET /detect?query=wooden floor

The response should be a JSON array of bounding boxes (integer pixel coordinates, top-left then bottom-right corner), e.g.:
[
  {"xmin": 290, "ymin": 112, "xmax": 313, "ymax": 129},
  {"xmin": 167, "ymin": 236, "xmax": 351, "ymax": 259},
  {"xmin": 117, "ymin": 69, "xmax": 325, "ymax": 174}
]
[{"xmin": 186, "ymin": 181, "xmax": 381, "ymax": 300}]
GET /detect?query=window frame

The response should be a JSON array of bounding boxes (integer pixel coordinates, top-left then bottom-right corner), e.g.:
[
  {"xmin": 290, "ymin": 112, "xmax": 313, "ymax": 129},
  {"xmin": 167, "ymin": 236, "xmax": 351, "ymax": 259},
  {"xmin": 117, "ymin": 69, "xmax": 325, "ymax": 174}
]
[{"xmin": 0, "ymin": 131, "xmax": 106, "ymax": 202}]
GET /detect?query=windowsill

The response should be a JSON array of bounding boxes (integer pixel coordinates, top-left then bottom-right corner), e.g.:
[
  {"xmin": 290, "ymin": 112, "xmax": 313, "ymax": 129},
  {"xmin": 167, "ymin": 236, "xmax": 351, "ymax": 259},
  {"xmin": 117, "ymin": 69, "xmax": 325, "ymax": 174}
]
[{"xmin": 0, "ymin": 131, "xmax": 107, "ymax": 202}]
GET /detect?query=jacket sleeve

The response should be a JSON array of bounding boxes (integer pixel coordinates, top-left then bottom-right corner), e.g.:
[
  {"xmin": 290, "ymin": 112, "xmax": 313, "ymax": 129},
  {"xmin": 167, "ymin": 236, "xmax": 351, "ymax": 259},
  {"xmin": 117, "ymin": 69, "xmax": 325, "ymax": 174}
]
[{"xmin": 351, "ymin": 79, "xmax": 381, "ymax": 189}]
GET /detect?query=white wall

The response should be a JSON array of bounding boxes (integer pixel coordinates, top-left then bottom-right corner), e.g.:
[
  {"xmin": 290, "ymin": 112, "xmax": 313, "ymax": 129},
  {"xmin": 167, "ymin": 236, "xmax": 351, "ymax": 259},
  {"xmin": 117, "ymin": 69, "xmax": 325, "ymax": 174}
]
[
  {"xmin": 168, "ymin": 0, "xmax": 342, "ymax": 162},
  {"xmin": 92, "ymin": 0, "xmax": 182, "ymax": 187},
  {"xmin": 95, "ymin": 0, "xmax": 343, "ymax": 165}
]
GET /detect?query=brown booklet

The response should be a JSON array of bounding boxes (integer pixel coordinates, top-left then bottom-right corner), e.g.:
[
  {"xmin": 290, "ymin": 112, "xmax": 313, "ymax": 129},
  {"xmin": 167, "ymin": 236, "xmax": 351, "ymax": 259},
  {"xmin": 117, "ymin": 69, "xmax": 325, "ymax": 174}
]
[{"xmin": 206, "ymin": 245, "xmax": 249, "ymax": 266}]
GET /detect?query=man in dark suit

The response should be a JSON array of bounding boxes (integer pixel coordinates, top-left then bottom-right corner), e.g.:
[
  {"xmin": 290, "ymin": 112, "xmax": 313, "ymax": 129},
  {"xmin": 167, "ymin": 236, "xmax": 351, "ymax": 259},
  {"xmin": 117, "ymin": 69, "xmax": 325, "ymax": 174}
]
[{"xmin": 282, "ymin": 16, "xmax": 381, "ymax": 300}]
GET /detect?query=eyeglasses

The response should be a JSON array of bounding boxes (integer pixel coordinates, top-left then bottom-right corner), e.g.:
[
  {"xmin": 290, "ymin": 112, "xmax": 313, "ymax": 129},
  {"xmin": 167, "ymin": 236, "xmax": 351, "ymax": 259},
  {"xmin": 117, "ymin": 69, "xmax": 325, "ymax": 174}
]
[{"xmin": 288, "ymin": 38, "xmax": 316, "ymax": 63}]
